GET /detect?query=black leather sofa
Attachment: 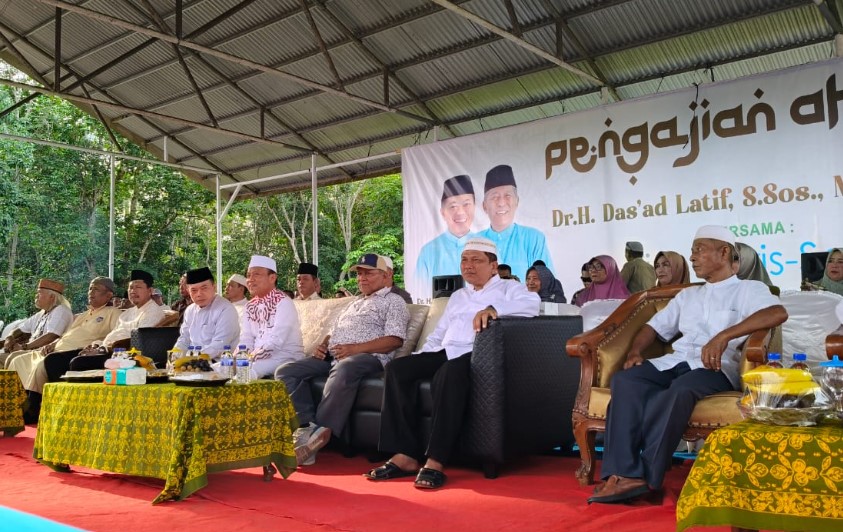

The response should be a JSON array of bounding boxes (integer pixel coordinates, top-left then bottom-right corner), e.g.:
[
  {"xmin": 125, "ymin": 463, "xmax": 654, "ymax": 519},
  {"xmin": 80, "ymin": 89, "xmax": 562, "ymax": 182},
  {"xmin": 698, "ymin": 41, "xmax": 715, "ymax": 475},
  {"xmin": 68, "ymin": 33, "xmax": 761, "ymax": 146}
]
[{"xmin": 310, "ymin": 315, "xmax": 583, "ymax": 478}]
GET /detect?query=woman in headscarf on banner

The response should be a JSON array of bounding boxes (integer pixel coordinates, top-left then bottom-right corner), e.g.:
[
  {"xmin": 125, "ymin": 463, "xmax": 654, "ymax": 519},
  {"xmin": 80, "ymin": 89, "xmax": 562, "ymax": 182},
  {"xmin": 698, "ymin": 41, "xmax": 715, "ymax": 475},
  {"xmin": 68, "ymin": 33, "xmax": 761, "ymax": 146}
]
[
  {"xmin": 525, "ymin": 264, "xmax": 566, "ymax": 303},
  {"xmin": 575, "ymin": 255, "xmax": 630, "ymax": 307},
  {"xmin": 653, "ymin": 251, "xmax": 690, "ymax": 287}
]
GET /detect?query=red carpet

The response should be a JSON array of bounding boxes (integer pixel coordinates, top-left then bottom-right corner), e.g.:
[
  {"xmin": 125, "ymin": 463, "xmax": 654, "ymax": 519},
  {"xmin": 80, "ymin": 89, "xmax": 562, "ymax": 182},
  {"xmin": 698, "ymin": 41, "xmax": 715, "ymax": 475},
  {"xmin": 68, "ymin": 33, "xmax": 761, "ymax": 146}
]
[{"xmin": 1, "ymin": 427, "xmax": 727, "ymax": 531}]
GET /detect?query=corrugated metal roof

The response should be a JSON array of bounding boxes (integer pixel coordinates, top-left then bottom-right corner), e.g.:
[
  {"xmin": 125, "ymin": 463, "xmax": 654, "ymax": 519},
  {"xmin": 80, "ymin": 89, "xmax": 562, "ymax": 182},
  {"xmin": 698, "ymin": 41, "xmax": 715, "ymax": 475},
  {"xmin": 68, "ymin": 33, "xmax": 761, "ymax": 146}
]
[{"xmin": 0, "ymin": 0, "xmax": 841, "ymax": 196}]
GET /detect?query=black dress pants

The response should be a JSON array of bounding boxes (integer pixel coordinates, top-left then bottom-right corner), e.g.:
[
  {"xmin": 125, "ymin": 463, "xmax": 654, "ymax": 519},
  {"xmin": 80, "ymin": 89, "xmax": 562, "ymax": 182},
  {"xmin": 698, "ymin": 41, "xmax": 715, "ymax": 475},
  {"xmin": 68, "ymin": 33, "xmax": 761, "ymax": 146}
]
[
  {"xmin": 43, "ymin": 349, "xmax": 83, "ymax": 382},
  {"xmin": 600, "ymin": 361, "xmax": 732, "ymax": 489},
  {"xmin": 378, "ymin": 350, "xmax": 471, "ymax": 464}
]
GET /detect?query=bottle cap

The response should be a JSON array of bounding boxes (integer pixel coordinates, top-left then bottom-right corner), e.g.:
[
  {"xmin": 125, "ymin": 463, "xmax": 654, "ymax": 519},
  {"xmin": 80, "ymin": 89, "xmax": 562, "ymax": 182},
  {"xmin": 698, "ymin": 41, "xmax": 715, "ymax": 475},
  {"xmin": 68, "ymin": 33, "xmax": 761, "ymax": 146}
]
[
  {"xmin": 793, "ymin": 353, "xmax": 807, "ymax": 361},
  {"xmin": 820, "ymin": 355, "xmax": 843, "ymax": 368},
  {"xmin": 238, "ymin": 344, "xmax": 247, "ymax": 349},
  {"xmin": 223, "ymin": 345, "xmax": 231, "ymax": 350},
  {"xmin": 768, "ymin": 352, "xmax": 781, "ymax": 360}
]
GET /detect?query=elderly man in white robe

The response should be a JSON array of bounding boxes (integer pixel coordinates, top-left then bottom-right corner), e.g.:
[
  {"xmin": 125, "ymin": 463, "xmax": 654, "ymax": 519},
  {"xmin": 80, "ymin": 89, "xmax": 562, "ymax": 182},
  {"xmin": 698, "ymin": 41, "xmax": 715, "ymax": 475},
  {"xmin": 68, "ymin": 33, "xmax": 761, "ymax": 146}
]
[
  {"xmin": 239, "ymin": 255, "xmax": 305, "ymax": 378},
  {"xmin": 2, "ymin": 279, "xmax": 74, "ymax": 368},
  {"xmin": 173, "ymin": 267, "xmax": 239, "ymax": 360}
]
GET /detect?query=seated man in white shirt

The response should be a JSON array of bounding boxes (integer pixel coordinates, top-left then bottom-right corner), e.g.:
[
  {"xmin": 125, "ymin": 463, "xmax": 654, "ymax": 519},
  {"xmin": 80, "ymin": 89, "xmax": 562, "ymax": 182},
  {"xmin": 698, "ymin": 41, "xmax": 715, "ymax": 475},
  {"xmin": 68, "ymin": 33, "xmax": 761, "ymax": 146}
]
[
  {"xmin": 224, "ymin": 273, "xmax": 249, "ymax": 320},
  {"xmin": 2, "ymin": 279, "xmax": 74, "ymax": 368},
  {"xmin": 69, "ymin": 269, "xmax": 166, "ymax": 371},
  {"xmin": 173, "ymin": 267, "xmax": 239, "ymax": 360},
  {"xmin": 588, "ymin": 225, "xmax": 788, "ymax": 504},
  {"xmin": 239, "ymin": 255, "xmax": 305, "ymax": 378},
  {"xmin": 365, "ymin": 237, "xmax": 540, "ymax": 489}
]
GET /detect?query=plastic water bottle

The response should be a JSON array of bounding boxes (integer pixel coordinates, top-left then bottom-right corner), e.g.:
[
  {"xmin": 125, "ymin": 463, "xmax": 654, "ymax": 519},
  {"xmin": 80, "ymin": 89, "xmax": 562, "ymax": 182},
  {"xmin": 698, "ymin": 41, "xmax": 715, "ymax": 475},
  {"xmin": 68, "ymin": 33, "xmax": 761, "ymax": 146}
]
[
  {"xmin": 188, "ymin": 345, "xmax": 196, "ymax": 357},
  {"xmin": 195, "ymin": 345, "xmax": 203, "ymax": 357},
  {"xmin": 220, "ymin": 345, "xmax": 234, "ymax": 379},
  {"xmin": 767, "ymin": 352, "xmax": 784, "ymax": 368},
  {"xmin": 235, "ymin": 345, "xmax": 251, "ymax": 384},
  {"xmin": 789, "ymin": 353, "xmax": 809, "ymax": 370}
]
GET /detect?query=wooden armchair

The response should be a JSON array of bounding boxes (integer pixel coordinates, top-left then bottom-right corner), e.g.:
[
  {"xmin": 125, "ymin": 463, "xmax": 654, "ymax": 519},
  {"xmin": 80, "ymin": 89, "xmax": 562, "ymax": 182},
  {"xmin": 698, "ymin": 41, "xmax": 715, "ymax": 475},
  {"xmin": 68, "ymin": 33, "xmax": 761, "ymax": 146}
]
[
  {"xmin": 565, "ymin": 284, "xmax": 780, "ymax": 486},
  {"xmin": 827, "ymin": 332, "xmax": 843, "ymax": 359}
]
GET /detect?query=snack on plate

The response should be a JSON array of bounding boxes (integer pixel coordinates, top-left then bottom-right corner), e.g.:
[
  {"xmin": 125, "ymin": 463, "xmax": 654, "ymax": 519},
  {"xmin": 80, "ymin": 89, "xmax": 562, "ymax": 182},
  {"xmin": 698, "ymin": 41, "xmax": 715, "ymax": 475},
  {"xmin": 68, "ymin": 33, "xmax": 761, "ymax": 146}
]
[{"xmin": 738, "ymin": 366, "xmax": 829, "ymax": 426}]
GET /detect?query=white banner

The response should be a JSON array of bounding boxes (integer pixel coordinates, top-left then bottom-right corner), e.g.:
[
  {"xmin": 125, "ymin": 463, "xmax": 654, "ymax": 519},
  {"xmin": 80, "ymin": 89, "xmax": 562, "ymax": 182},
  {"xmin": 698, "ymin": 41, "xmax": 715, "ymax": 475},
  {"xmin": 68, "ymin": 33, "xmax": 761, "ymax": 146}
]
[{"xmin": 403, "ymin": 59, "xmax": 843, "ymax": 303}]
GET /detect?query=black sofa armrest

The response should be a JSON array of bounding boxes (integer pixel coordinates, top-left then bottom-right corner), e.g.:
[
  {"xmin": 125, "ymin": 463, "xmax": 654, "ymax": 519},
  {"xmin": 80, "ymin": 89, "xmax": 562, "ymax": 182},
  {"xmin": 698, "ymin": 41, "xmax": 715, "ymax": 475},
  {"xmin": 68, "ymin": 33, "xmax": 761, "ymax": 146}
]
[
  {"xmin": 131, "ymin": 327, "xmax": 180, "ymax": 369},
  {"xmin": 463, "ymin": 315, "xmax": 583, "ymax": 467}
]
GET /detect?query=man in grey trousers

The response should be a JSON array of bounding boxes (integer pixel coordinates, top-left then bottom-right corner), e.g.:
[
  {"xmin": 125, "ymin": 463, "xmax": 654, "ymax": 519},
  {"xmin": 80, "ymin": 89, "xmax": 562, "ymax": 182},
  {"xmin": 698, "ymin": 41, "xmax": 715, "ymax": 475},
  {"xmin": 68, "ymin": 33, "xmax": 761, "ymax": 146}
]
[{"xmin": 275, "ymin": 253, "xmax": 409, "ymax": 466}]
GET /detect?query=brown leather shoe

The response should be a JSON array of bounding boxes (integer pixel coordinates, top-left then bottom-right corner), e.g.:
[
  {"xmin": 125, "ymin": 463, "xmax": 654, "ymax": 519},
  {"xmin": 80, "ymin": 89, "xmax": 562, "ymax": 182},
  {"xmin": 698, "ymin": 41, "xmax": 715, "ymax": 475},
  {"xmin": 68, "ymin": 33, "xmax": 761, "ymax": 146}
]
[{"xmin": 587, "ymin": 475, "xmax": 650, "ymax": 504}]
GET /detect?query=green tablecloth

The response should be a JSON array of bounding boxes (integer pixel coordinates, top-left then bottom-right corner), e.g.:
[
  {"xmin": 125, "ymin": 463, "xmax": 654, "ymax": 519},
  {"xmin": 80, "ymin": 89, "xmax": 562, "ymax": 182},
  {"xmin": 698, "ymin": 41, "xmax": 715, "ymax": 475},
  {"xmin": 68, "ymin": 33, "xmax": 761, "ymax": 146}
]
[
  {"xmin": 677, "ymin": 419, "xmax": 843, "ymax": 531},
  {"xmin": 0, "ymin": 369, "xmax": 27, "ymax": 436},
  {"xmin": 33, "ymin": 380, "xmax": 298, "ymax": 503}
]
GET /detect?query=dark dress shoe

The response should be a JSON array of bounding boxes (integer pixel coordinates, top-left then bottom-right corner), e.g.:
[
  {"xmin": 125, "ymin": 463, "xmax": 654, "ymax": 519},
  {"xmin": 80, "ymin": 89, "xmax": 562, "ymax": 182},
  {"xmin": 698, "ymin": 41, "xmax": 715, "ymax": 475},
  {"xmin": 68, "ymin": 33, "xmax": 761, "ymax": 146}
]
[{"xmin": 587, "ymin": 475, "xmax": 650, "ymax": 504}]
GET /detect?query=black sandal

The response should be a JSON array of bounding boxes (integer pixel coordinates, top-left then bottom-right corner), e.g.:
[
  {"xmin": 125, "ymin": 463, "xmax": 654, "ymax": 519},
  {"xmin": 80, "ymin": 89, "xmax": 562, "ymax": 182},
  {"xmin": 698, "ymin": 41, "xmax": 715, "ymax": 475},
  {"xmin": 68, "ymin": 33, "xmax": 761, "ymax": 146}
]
[
  {"xmin": 414, "ymin": 467, "xmax": 447, "ymax": 489},
  {"xmin": 364, "ymin": 461, "xmax": 417, "ymax": 481}
]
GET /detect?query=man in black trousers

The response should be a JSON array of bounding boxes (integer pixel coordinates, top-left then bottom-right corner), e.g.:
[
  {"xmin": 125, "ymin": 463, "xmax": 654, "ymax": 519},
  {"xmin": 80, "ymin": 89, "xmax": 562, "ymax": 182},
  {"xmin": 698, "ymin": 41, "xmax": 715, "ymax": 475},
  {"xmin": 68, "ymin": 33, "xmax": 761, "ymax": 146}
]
[{"xmin": 364, "ymin": 237, "xmax": 539, "ymax": 490}]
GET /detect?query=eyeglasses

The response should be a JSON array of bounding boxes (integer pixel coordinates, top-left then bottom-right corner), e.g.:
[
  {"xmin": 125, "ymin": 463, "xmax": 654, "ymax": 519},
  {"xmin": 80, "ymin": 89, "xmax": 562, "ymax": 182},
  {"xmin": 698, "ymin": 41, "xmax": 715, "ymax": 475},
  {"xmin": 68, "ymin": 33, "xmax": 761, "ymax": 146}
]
[
  {"xmin": 586, "ymin": 263, "xmax": 605, "ymax": 272},
  {"xmin": 580, "ymin": 277, "xmax": 591, "ymax": 283}
]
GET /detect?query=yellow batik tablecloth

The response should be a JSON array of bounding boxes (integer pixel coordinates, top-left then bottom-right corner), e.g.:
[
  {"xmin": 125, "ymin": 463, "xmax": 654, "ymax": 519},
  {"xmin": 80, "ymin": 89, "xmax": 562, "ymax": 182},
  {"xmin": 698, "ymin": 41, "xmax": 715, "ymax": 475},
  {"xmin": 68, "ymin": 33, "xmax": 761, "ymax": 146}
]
[
  {"xmin": 0, "ymin": 369, "xmax": 27, "ymax": 436},
  {"xmin": 33, "ymin": 380, "xmax": 298, "ymax": 504},
  {"xmin": 677, "ymin": 419, "xmax": 843, "ymax": 531}
]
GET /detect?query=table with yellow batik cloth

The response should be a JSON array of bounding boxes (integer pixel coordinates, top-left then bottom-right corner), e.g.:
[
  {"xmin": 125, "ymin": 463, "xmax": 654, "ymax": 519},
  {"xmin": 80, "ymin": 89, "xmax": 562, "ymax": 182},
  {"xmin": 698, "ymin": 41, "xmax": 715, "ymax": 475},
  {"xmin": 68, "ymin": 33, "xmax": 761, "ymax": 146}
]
[
  {"xmin": 676, "ymin": 419, "xmax": 843, "ymax": 532},
  {"xmin": 0, "ymin": 369, "xmax": 27, "ymax": 436},
  {"xmin": 33, "ymin": 380, "xmax": 298, "ymax": 504}
]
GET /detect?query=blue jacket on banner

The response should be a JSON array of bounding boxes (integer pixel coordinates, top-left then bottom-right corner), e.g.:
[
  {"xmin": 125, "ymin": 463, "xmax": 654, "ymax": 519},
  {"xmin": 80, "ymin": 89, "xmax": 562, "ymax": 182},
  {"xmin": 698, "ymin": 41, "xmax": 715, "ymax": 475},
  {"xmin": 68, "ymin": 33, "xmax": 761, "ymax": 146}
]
[
  {"xmin": 416, "ymin": 231, "xmax": 475, "ymax": 284},
  {"xmin": 478, "ymin": 223, "xmax": 553, "ymax": 280}
]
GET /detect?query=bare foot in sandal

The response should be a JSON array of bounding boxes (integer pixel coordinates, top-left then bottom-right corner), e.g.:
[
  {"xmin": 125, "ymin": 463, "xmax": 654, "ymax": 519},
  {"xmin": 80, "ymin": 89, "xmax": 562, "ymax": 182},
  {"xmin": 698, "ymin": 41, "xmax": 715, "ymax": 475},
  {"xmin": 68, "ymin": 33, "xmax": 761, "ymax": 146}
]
[
  {"xmin": 414, "ymin": 458, "xmax": 447, "ymax": 489},
  {"xmin": 363, "ymin": 453, "xmax": 418, "ymax": 481}
]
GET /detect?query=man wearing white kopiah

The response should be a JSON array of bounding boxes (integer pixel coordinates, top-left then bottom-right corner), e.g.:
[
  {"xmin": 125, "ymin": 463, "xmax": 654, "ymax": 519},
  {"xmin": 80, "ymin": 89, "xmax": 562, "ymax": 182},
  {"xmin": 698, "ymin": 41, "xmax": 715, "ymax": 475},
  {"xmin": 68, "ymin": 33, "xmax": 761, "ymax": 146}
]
[
  {"xmin": 224, "ymin": 273, "xmax": 249, "ymax": 320},
  {"xmin": 588, "ymin": 225, "xmax": 788, "ymax": 504},
  {"xmin": 365, "ymin": 237, "xmax": 540, "ymax": 490},
  {"xmin": 173, "ymin": 267, "xmax": 240, "ymax": 360},
  {"xmin": 240, "ymin": 255, "xmax": 305, "ymax": 378}
]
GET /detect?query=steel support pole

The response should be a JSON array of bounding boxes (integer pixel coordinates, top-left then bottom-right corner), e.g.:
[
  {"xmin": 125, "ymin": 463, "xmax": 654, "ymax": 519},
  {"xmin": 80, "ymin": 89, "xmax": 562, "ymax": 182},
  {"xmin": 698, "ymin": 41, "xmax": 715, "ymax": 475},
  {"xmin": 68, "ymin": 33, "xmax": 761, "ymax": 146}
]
[
  {"xmin": 216, "ymin": 174, "xmax": 222, "ymax": 293},
  {"xmin": 108, "ymin": 154, "xmax": 115, "ymax": 279},
  {"xmin": 311, "ymin": 153, "xmax": 318, "ymax": 265}
]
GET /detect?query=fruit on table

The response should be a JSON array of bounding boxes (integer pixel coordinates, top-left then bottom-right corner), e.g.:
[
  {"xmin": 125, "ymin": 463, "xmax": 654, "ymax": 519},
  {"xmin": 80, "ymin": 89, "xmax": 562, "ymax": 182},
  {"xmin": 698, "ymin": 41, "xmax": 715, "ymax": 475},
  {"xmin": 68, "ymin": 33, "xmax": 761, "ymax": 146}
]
[{"xmin": 173, "ymin": 353, "xmax": 213, "ymax": 372}]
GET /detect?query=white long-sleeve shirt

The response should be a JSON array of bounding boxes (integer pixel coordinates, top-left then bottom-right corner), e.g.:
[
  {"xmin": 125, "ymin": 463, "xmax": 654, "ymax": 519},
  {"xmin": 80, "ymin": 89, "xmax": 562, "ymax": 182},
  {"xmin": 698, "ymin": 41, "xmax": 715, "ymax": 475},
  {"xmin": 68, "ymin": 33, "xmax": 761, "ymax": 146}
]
[
  {"xmin": 174, "ymin": 295, "xmax": 240, "ymax": 359},
  {"xmin": 100, "ymin": 299, "xmax": 166, "ymax": 347},
  {"xmin": 647, "ymin": 275, "xmax": 780, "ymax": 388},
  {"xmin": 239, "ymin": 289, "xmax": 304, "ymax": 366},
  {"xmin": 420, "ymin": 275, "xmax": 540, "ymax": 359}
]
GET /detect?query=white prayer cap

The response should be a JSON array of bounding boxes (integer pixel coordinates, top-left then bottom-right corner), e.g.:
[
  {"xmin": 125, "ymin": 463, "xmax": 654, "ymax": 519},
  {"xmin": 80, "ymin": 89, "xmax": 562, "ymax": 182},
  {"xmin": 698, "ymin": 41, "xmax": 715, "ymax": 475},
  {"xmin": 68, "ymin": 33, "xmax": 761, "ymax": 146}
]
[
  {"xmin": 380, "ymin": 255, "xmax": 394, "ymax": 270},
  {"xmin": 463, "ymin": 237, "xmax": 497, "ymax": 256},
  {"xmin": 693, "ymin": 225, "xmax": 735, "ymax": 247},
  {"xmin": 248, "ymin": 255, "xmax": 277, "ymax": 272},
  {"xmin": 227, "ymin": 274, "xmax": 248, "ymax": 287}
]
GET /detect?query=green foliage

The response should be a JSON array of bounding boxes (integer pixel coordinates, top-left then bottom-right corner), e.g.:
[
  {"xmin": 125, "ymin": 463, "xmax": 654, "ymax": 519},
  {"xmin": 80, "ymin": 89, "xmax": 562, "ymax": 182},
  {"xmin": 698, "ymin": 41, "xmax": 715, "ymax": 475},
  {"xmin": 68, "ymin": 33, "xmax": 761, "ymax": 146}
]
[{"xmin": 0, "ymin": 61, "xmax": 405, "ymax": 318}]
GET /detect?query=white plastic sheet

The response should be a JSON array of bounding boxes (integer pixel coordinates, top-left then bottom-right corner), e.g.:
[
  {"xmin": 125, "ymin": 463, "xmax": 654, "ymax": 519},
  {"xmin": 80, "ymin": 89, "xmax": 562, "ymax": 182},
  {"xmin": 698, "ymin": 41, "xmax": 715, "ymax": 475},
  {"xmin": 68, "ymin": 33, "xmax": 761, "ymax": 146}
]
[{"xmin": 779, "ymin": 290, "xmax": 843, "ymax": 370}]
